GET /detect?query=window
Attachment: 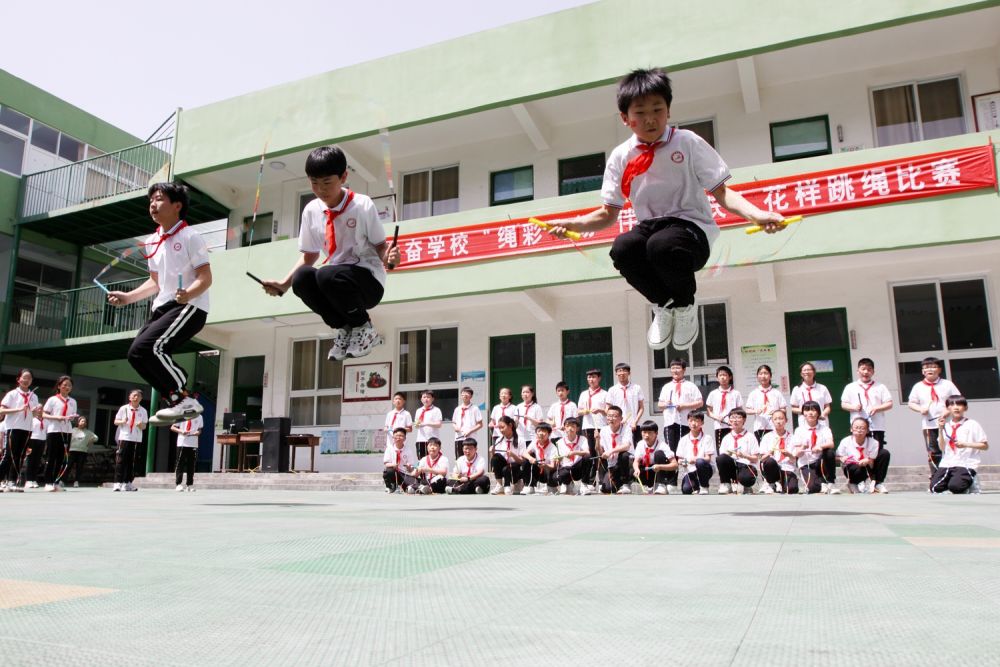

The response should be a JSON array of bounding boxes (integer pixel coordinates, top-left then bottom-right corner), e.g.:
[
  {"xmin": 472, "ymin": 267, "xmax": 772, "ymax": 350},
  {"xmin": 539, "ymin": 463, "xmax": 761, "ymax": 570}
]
[
  {"xmin": 650, "ymin": 302, "xmax": 730, "ymax": 413},
  {"xmin": 30, "ymin": 122, "xmax": 59, "ymax": 153},
  {"xmin": 401, "ymin": 166, "xmax": 459, "ymax": 220},
  {"xmin": 678, "ymin": 118, "xmax": 716, "ymax": 149},
  {"xmin": 0, "ymin": 105, "xmax": 93, "ymax": 176},
  {"xmin": 872, "ymin": 77, "xmax": 965, "ymax": 147},
  {"xmin": 490, "ymin": 166, "xmax": 533, "ymax": 205},
  {"xmin": 558, "ymin": 154, "xmax": 604, "ymax": 196},
  {"xmin": 58, "ymin": 135, "xmax": 85, "ymax": 162},
  {"xmin": 770, "ymin": 115, "xmax": 831, "ymax": 162},
  {"xmin": 243, "ymin": 212, "xmax": 273, "ymax": 246},
  {"xmin": 0, "ymin": 131, "xmax": 25, "ymax": 176},
  {"xmin": 892, "ymin": 279, "xmax": 999, "ymax": 399},
  {"xmin": 296, "ymin": 192, "xmax": 315, "ymax": 235},
  {"xmin": 398, "ymin": 326, "xmax": 459, "ymax": 418},
  {"xmin": 0, "ymin": 107, "xmax": 31, "ymax": 135},
  {"xmin": 289, "ymin": 339, "xmax": 343, "ymax": 426}
]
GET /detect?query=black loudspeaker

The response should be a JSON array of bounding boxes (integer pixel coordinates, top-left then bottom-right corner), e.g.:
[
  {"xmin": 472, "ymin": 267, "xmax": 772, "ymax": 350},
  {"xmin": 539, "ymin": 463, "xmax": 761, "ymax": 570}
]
[{"xmin": 261, "ymin": 417, "xmax": 291, "ymax": 473}]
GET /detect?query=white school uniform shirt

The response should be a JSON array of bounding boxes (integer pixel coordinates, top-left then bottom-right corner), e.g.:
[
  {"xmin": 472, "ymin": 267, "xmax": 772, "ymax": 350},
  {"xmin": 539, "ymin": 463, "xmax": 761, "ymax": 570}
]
[
  {"xmin": 298, "ymin": 190, "xmax": 387, "ymax": 288},
  {"xmin": 515, "ymin": 402, "xmax": 545, "ymax": 444},
  {"xmin": 744, "ymin": 386, "xmax": 787, "ymax": 432},
  {"xmin": 657, "ymin": 379, "xmax": 702, "ymax": 427},
  {"xmin": 452, "ymin": 403, "xmax": 483, "ymax": 441},
  {"xmin": 938, "ymin": 418, "xmax": 988, "ymax": 470},
  {"xmin": 577, "ymin": 387, "xmax": 608, "ymax": 430},
  {"xmin": 635, "ymin": 438, "xmax": 672, "ymax": 467},
  {"xmin": 835, "ymin": 435, "xmax": 879, "ymax": 465},
  {"xmin": 789, "ymin": 382, "xmax": 833, "ymax": 428},
  {"xmin": 489, "ymin": 402, "xmax": 517, "ymax": 440},
  {"xmin": 413, "ymin": 405, "xmax": 442, "ymax": 442},
  {"xmin": 705, "ymin": 387, "xmax": 742, "ymax": 425},
  {"xmin": 907, "ymin": 378, "xmax": 960, "ymax": 430},
  {"xmin": 176, "ymin": 416, "xmax": 203, "ymax": 448},
  {"xmin": 1, "ymin": 388, "xmax": 40, "ymax": 431},
  {"xmin": 719, "ymin": 430, "xmax": 759, "ymax": 463},
  {"xmin": 493, "ymin": 435, "xmax": 523, "ymax": 463},
  {"xmin": 384, "ymin": 408, "xmax": 413, "ymax": 433},
  {"xmin": 44, "ymin": 395, "xmax": 77, "ymax": 435},
  {"xmin": 791, "ymin": 424, "xmax": 833, "ymax": 467},
  {"xmin": 31, "ymin": 417, "xmax": 46, "ymax": 441},
  {"xmin": 417, "ymin": 453, "xmax": 450, "ymax": 480},
  {"xmin": 759, "ymin": 430, "xmax": 796, "ymax": 473},
  {"xmin": 557, "ymin": 435, "xmax": 590, "ymax": 468},
  {"xmin": 546, "ymin": 399, "xmax": 578, "ymax": 440},
  {"xmin": 605, "ymin": 382, "xmax": 645, "ymax": 424},
  {"xmin": 382, "ymin": 445, "xmax": 415, "ymax": 471},
  {"xmin": 598, "ymin": 425, "xmax": 632, "ymax": 465},
  {"xmin": 601, "ymin": 127, "xmax": 730, "ymax": 245},
  {"xmin": 114, "ymin": 404, "xmax": 148, "ymax": 442},
  {"xmin": 676, "ymin": 432, "xmax": 716, "ymax": 472},
  {"xmin": 841, "ymin": 380, "xmax": 892, "ymax": 431},
  {"xmin": 145, "ymin": 220, "xmax": 211, "ymax": 313},
  {"xmin": 454, "ymin": 453, "xmax": 486, "ymax": 479},
  {"xmin": 528, "ymin": 440, "xmax": 558, "ymax": 465}
]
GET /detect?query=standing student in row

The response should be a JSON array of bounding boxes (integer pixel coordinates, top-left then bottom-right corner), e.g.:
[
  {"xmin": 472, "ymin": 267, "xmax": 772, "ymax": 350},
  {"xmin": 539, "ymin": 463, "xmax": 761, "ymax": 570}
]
[
  {"xmin": 21, "ymin": 414, "xmax": 47, "ymax": 489},
  {"xmin": 42, "ymin": 376, "xmax": 78, "ymax": 492},
  {"xmin": 841, "ymin": 358, "xmax": 893, "ymax": 449},
  {"xmin": 577, "ymin": 370, "xmax": 607, "ymax": 454},
  {"xmin": 171, "ymin": 415, "xmax": 202, "ymax": 492},
  {"xmin": 705, "ymin": 365, "xmax": 741, "ymax": 449},
  {"xmin": 413, "ymin": 390, "xmax": 442, "ymax": 460},
  {"xmin": 113, "ymin": 389, "xmax": 147, "ymax": 493},
  {"xmin": 745, "ymin": 365, "xmax": 786, "ymax": 441},
  {"xmin": 547, "ymin": 381, "xmax": 577, "ymax": 443},
  {"xmin": 452, "ymin": 386, "xmax": 483, "ymax": 459},
  {"xmin": 0, "ymin": 369, "xmax": 40, "ymax": 492},
  {"xmin": 67, "ymin": 416, "xmax": 99, "ymax": 488},
  {"xmin": 516, "ymin": 385, "xmax": 544, "ymax": 453},
  {"xmin": 488, "ymin": 387, "xmax": 517, "ymax": 446},
  {"xmin": 606, "ymin": 363, "xmax": 645, "ymax": 444},
  {"xmin": 657, "ymin": 358, "xmax": 703, "ymax": 453},
  {"xmin": 907, "ymin": 357, "xmax": 959, "ymax": 474}
]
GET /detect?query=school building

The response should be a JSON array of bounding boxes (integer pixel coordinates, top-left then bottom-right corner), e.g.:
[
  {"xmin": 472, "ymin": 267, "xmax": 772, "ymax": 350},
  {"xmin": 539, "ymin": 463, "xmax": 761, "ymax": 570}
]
[{"xmin": 1, "ymin": 0, "xmax": 999, "ymax": 474}]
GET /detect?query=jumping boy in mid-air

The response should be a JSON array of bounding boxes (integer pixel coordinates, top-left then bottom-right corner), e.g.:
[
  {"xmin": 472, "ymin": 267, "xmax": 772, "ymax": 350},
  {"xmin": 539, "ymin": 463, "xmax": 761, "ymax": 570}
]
[
  {"xmin": 262, "ymin": 146, "xmax": 399, "ymax": 360},
  {"xmin": 546, "ymin": 68, "xmax": 785, "ymax": 351}
]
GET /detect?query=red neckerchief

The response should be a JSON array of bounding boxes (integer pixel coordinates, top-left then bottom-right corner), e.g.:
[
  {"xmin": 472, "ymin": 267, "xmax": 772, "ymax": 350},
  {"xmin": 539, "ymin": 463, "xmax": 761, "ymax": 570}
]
[
  {"xmin": 643, "ymin": 442, "xmax": 656, "ymax": 467},
  {"xmin": 810, "ymin": 427, "xmax": 817, "ymax": 448},
  {"xmin": 465, "ymin": 454, "xmax": 477, "ymax": 478},
  {"xmin": 802, "ymin": 383, "xmax": 815, "ymax": 403},
  {"xmin": 426, "ymin": 453, "xmax": 441, "ymax": 472},
  {"xmin": 691, "ymin": 435, "xmax": 700, "ymax": 458},
  {"xmin": 947, "ymin": 420, "xmax": 964, "ymax": 452},
  {"xmin": 20, "ymin": 390, "xmax": 32, "ymax": 416},
  {"xmin": 587, "ymin": 388, "xmax": 600, "ymax": 410},
  {"xmin": 322, "ymin": 190, "xmax": 355, "ymax": 264},
  {"xmin": 185, "ymin": 419, "xmax": 193, "ymax": 433},
  {"xmin": 56, "ymin": 394, "xmax": 69, "ymax": 416},
  {"xmin": 141, "ymin": 220, "xmax": 188, "ymax": 260},
  {"xmin": 522, "ymin": 402, "xmax": 533, "ymax": 428},
  {"xmin": 128, "ymin": 407, "xmax": 137, "ymax": 432},
  {"xmin": 621, "ymin": 132, "xmax": 672, "ymax": 198},
  {"xmin": 775, "ymin": 434, "xmax": 787, "ymax": 461},
  {"xmin": 732, "ymin": 431, "xmax": 745, "ymax": 457},
  {"xmin": 719, "ymin": 389, "xmax": 729, "ymax": 413},
  {"xmin": 922, "ymin": 379, "xmax": 939, "ymax": 403}
]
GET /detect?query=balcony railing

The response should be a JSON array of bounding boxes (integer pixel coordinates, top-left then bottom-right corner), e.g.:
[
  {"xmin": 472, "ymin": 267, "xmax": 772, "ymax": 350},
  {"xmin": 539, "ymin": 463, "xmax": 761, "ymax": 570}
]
[
  {"xmin": 18, "ymin": 138, "xmax": 173, "ymax": 219},
  {"xmin": 7, "ymin": 278, "xmax": 148, "ymax": 347}
]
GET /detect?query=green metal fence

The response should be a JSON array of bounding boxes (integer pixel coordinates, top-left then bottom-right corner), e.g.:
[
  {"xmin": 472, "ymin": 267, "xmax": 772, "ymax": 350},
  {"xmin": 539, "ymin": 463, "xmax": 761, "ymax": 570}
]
[
  {"xmin": 18, "ymin": 138, "xmax": 173, "ymax": 219},
  {"xmin": 6, "ymin": 278, "xmax": 148, "ymax": 346}
]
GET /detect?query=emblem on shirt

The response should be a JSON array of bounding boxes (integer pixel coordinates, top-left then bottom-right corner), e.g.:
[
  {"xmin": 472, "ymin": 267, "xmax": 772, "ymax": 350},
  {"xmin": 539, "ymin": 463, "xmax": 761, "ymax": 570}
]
[
  {"xmin": 671, "ymin": 151, "xmax": 684, "ymax": 163},
  {"xmin": 346, "ymin": 218, "xmax": 357, "ymax": 229},
  {"xmin": 173, "ymin": 242, "xmax": 183, "ymax": 251}
]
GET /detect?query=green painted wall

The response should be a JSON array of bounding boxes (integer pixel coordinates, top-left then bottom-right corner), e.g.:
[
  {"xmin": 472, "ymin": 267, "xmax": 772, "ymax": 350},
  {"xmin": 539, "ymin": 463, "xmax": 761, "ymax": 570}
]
[
  {"xmin": 0, "ymin": 175, "xmax": 17, "ymax": 236},
  {"xmin": 173, "ymin": 0, "xmax": 998, "ymax": 175},
  {"xmin": 202, "ymin": 131, "xmax": 1000, "ymax": 325}
]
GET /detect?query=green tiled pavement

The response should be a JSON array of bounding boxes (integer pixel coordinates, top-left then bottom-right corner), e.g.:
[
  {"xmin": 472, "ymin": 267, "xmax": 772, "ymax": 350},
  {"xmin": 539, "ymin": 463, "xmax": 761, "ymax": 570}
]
[{"xmin": 1, "ymin": 489, "xmax": 998, "ymax": 666}]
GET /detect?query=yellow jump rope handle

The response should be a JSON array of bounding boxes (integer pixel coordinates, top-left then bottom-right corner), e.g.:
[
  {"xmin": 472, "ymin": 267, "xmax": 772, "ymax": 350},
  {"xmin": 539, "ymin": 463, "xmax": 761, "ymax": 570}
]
[
  {"xmin": 529, "ymin": 217, "xmax": 583, "ymax": 241},
  {"xmin": 745, "ymin": 215, "xmax": 802, "ymax": 235}
]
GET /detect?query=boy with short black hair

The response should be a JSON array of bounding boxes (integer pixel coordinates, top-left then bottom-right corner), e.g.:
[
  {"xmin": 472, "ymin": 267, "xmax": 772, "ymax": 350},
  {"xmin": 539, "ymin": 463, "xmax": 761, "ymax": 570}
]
[
  {"xmin": 382, "ymin": 427, "xmax": 415, "ymax": 494},
  {"xmin": 759, "ymin": 409, "xmax": 797, "ymax": 494},
  {"xmin": 633, "ymin": 420, "xmax": 677, "ymax": 495},
  {"xmin": 836, "ymin": 417, "xmax": 891, "ymax": 494},
  {"xmin": 577, "ymin": 369, "xmax": 607, "ymax": 452},
  {"xmin": 791, "ymin": 401, "xmax": 836, "ymax": 495},
  {"xmin": 605, "ymin": 363, "xmax": 645, "ymax": 445},
  {"xmin": 414, "ymin": 437, "xmax": 449, "ymax": 495},
  {"xmin": 706, "ymin": 365, "xmax": 741, "ymax": 449},
  {"xmin": 262, "ymin": 146, "xmax": 399, "ymax": 360},
  {"xmin": 108, "ymin": 183, "xmax": 211, "ymax": 425},
  {"xmin": 716, "ymin": 409, "xmax": 759, "ymax": 495},
  {"xmin": 524, "ymin": 423, "xmax": 559, "ymax": 495},
  {"xmin": 452, "ymin": 386, "xmax": 484, "ymax": 459},
  {"xmin": 446, "ymin": 439, "xmax": 489, "ymax": 495},
  {"xmin": 546, "ymin": 68, "xmax": 785, "ymax": 352},
  {"xmin": 675, "ymin": 412, "xmax": 715, "ymax": 495},
  {"xmin": 170, "ymin": 415, "xmax": 202, "ymax": 492},
  {"xmin": 931, "ymin": 396, "xmax": 988, "ymax": 494},
  {"xmin": 657, "ymin": 358, "xmax": 703, "ymax": 453},
  {"xmin": 556, "ymin": 417, "xmax": 593, "ymax": 495},
  {"xmin": 413, "ymin": 390, "xmax": 443, "ymax": 460},
  {"xmin": 907, "ymin": 357, "xmax": 960, "ymax": 474},
  {"xmin": 547, "ymin": 381, "xmax": 578, "ymax": 443},
  {"xmin": 597, "ymin": 405, "xmax": 634, "ymax": 495},
  {"xmin": 841, "ymin": 358, "xmax": 893, "ymax": 449}
]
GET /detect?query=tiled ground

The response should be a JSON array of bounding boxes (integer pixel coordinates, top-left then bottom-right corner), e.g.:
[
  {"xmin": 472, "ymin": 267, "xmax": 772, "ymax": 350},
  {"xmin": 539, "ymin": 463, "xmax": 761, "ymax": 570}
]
[{"xmin": 1, "ymin": 489, "xmax": 998, "ymax": 666}]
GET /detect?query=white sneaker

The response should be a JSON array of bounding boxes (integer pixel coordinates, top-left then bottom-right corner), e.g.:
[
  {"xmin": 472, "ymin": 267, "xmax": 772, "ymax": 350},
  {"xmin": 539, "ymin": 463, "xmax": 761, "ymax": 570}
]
[
  {"xmin": 112, "ymin": 483, "xmax": 121, "ymax": 492},
  {"xmin": 45, "ymin": 484, "xmax": 57, "ymax": 492},
  {"xmin": 828, "ymin": 485, "xmax": 841, "ymax": 495},
  {"xmin": 762, "ymin": 485, "xmax": 774, "ymax": 494},
  {"xmin": 73, "ymin": 481, "xmax": 80, "ymax": 488},
  {"xmin": 523, "ymin": 486, "xmax": 535, "ymax": 495},
  {"xmin": 156, "ymin": 396, "xmax": 204, "ymax": 422},
  {"xmin": 445, "ymin": 486, "xmax": 454, "ymax": 495},
  {"xmin": 125, "ymin": 483, "xmax": 138, "ymax": 492},
  {"xmin": 504, "ymin": 486, "xmax": 513, "ymax": 496},
  {"xmin": 616, "ymin": 485, "xmax": 631, "ymax": 495},
  {"xmin": 775, "ymin": 482, "xmax": 783, "ymax": 494},
  {"xmin": 558, "ymin": 483, "xmax": 568, "ymax": 495},
  {"xmin": 490, "ymin": 484, "xmax": 504, "ymax": 495},
  {"xmin": 719, "ymin": 483, "xmax": 731, "ymax": 495},
  {"xmin": 666, "ymin": 485, "xmax": 679, "ymax": 495},
  {"xmin": 698, "ymin": 487, "xmax": 709, "ymax": 495},
  {"xmin": 405, "ymin": 486, "xmax": 417, "ymax": 495},
  {"xmin": 540, "ymin": 486, "xmax": 553, "ymax": 496},
  {"xmin": 187, "ymin": 486, "xmax": 195, "ymax": 492},
  {"xmin": 847, "ymin": 483, "xmax": 859, "ymax": 494},
  {"xmin": 328, "ymin": 328, "xmax": 351, "ymax": 361},
  {"xmin": 866, "ymin": 479, "xmax": 876, "ymax": 493},
  {"xmin": 28, "ymin": 481, "xmax": 38, "ymax": 489},
  {"xmin": 671, "ymin": 304, "xmax": 699, "ymax": 351},
  {"xmin": 345, "ymin": 321, "xmax": 384, "ymax": 358},
  {"xmin": 176, "ymin": 484, "xmax": 185, "ymax": 492},
  {"xmin": 475, "ymin": 485, "xmax": 486, "ymax": 494},
  {"xmin": 579, "ymin": 484, "xmax": 593, "ymax": 496},
  {"xmin": 875, "ymin": 483, "xmax": 889, "ymax": 494},
  {"xmin": 647, "ymin": 304, "xmax": 674, "ymax": 350},
  {"xmin": 419, "ymin": 485, "xmax": 432, "ymax": 495},
  {"xmin": 653, "ymin": 484, "xmax": 667, "ymax": 495},
  {"xmin": 820, "ymin": 482, "xmax": 829, "ymax": 494}
]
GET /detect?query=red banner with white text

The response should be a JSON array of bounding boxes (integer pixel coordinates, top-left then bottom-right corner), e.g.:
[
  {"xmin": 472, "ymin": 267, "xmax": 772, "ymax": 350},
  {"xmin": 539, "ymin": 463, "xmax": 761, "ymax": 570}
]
[{"xmin": 393, "ymin": 144, "xmax": 997, "ymax": 271}]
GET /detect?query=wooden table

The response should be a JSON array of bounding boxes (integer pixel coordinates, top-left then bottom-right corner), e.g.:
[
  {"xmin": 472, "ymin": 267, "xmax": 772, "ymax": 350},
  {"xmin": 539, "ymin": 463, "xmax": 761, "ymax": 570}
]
[
  {"xmin": 217, "ymin": 432, "xmax": 263, "ymax": 472},
  {"xmin": 288, "ymin": 434, "xmax": 320, "ymax": 472},
  {"xmin": 241, "ymin": 431, "xmax": 263, "ymax": 472}
]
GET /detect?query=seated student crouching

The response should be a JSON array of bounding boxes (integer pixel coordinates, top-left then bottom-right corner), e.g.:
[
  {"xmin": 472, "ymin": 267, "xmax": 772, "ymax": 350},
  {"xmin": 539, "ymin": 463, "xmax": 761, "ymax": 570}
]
[
  {"xmin": 759, "ymin": 408, "xmax": 798, "ymax": 494},
  {"xmin": 382, "ymin": 427, "xmax": 417, "ymax": 493},
  {"xmin": 930, "ymin": 395, "xmax": 988, "ymax": 495},
  {"xmin": 632, "ymin": 420, "xmax": 678, "ymax": 495},
  {"xmin": 675, "ymin": 411, "xmax": 716, "ymax": 494},
  {"xmin": 446, "ymin": 438, "xmax": 490, "ymax": 495},
  {"xmin": 715, "ymin": 408, "xmax": 761, "ymax": 495},
  {"xmin": 556, "ymin": 417, "xmax": 594, "ymax": 495},
  {"xmin": 836, "ymin": 417, "xmax": 891, "ymax": 494}
]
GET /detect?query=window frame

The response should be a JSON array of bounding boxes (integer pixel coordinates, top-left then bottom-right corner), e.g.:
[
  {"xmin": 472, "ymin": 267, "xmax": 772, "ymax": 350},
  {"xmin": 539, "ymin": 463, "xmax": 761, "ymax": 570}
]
[
  {"xmin": 677, "ymin": 117, "xmax": 717, "ymax": 150},
  {"xmin": 889, "ymin": 276, "xmax": 998, "ymax": 401},
  {"xmin": 288, "ymin": 336, "xmax": 344, "ymax": 427},
  {"xmin": 0, "ymin": 104, "xmax": 94, "ymax": 177},
  {"xmin": 869, "ymin": 74, "xmax": 969, "ymax": 148},
  {"xmin": 490, "ymin": 165, "xmax": 534, "ymax": 206},
  {"xmin": 557, "ymin": 153, "xmax": 605, "ymax": 196},
  {"xmin": 769, "ymin": 115, "xmax": 832, "ymax": 162},
  {"xmin": 396, "ymin": 325, "xmax": 460, "ymax": 420},
  {"xmin": 400, "ymin": 164, "xmax": 460, "ymax": 220}
]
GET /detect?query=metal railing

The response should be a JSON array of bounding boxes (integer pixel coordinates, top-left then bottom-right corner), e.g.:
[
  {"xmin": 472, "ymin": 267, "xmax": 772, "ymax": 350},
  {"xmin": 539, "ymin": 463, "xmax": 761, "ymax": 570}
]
[
  {"xmin": 18, "ymin": 138, "xmax": 173, "ymax": 219},
  {"xmin": 6, "ymin": 278, "xmax": 148, "ymax": 347}
]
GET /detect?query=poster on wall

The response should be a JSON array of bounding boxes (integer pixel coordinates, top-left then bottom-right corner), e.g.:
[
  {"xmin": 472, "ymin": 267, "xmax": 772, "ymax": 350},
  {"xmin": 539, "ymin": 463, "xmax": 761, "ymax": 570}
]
[
  {"xmin": 460, "ymin": 370, "xmax": 488, "ymax": 411},
  {"xmin": 739, "ymin": 344, "xmax": 779, "ymax": 392},
  {"xmin": 972, "ymin": 91, "xmax": 1000, "ymax": 131},
  {"xmin": 343, "ymin": 362, "xmax": 392, "ymax": 402}
]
